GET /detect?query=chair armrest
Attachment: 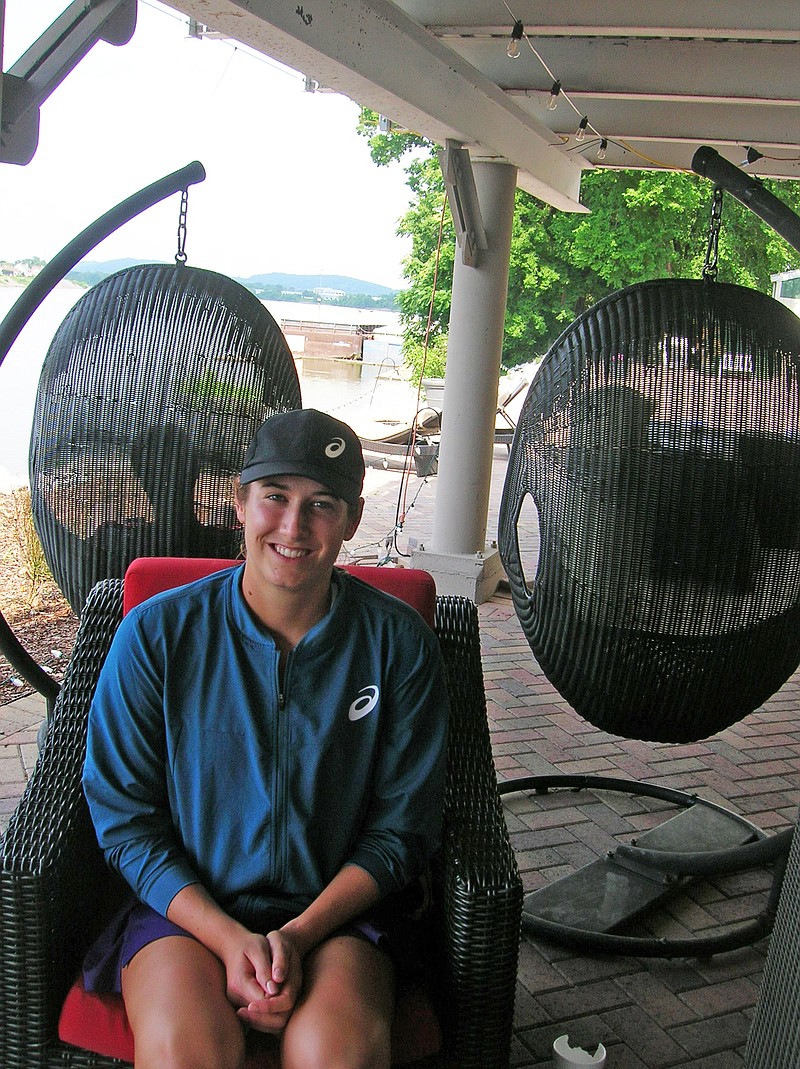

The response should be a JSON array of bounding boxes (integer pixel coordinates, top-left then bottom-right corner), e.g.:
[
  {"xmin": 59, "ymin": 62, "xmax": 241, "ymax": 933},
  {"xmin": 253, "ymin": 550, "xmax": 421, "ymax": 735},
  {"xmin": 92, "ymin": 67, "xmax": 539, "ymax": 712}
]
[
  {"xmin": 0, "ymin": 580, "xmax": 123, "ymax": 1069},
  {"xmin": 434, "ymin": 596, "xmax": 523, "ymax": 1069},
  {"xmin": 745, "ymin": 810, "xmax": 800, "ymax": 1068}
]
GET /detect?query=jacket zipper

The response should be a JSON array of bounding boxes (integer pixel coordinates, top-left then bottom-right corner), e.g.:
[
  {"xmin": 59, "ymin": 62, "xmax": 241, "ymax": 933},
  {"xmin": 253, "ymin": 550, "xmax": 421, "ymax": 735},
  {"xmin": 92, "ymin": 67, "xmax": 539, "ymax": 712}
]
[{"xmin": 275, "ymin": 649, "xmax": 290, "ymax": 883}]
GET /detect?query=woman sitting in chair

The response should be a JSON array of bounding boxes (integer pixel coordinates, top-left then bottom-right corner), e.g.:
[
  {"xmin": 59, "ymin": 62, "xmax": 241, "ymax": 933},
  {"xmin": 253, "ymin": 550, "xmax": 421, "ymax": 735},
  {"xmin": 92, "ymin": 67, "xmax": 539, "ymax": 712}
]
[{"xmin": 82, "ymin": 408, "xmax": 449, "ymax": 1069}]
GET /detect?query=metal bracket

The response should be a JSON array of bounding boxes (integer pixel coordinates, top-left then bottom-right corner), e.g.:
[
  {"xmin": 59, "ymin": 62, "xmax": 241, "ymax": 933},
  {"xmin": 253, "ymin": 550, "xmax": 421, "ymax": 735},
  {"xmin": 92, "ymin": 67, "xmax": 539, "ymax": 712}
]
[
  {"xmin": 1, "ymin": 0, "xmax": 137, "ymax": 164},
  {"xmin": 437, "ymin": 139, "xmax": 488, "ymax": 267}
]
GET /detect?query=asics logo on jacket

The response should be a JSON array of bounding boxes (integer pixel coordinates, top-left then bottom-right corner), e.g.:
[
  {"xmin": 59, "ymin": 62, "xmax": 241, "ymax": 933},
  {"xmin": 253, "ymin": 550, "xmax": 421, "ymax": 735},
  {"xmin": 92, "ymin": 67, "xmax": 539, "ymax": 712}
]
[{"xmin": 348, "ymin": 685, "xmax": 380, "ymax": 721}]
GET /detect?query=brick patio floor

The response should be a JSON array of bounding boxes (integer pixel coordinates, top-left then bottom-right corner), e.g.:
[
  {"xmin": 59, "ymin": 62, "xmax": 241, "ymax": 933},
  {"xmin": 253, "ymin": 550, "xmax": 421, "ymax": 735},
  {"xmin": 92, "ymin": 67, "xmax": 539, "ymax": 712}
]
[{"xmin": 3, "ymin": 444, "xmax": 796, "ymax": 1067}]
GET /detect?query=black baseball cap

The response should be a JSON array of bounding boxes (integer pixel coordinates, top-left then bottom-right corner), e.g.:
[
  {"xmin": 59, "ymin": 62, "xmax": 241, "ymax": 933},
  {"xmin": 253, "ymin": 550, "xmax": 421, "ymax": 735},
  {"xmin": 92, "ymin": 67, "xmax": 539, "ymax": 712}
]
[{"xmin": 240, "ymin": 409, "xmax": 365, "ymax": 506}]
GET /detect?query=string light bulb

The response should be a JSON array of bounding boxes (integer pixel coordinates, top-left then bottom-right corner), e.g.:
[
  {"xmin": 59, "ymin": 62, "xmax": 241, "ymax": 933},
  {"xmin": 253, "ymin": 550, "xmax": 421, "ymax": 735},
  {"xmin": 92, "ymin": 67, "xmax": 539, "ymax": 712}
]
[
  {"xmin": 575, "ymin": 116, "xmax": 588, "ymax": 142},
  {"xmin": 597, "ymin": 138, "xmax": 608, "ymax": 161},
  {"xmin": 743, "ymin": 146, "xmax": 764, "ymax": 166},
  {"xmin": 507, "ymin": 20, "xmax": 524, "ymax": 59},
  {"xmin": 546, "ymin": 79, "xmax": 561, "ymax": 111}
]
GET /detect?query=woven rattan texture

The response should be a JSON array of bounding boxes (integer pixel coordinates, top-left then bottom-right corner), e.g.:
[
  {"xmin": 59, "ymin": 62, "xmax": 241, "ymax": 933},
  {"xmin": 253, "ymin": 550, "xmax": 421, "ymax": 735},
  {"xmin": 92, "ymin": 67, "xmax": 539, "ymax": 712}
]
[
  {"xmin": 0, "ymin": 584, "xmax": 521, "ymax": 1069},
  {"xmin": 0, "ymin": 579, "xmax": 124, "ymax": 1069},
  {"xmin": 745, "ymin": 813, "xmax": 800, "ymax": 1068},
  {"xmin": 30, "ymin": 265, "xmax": 301, "ymax": 612},
  {"xmin": 499, "ymin": 279, "xmax": 800, "ymax": 743}
]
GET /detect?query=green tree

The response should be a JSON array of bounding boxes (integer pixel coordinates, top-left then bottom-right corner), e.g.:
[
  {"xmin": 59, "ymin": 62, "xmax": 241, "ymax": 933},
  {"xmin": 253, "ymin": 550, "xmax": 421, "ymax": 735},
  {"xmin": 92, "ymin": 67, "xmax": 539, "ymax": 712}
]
[
  {"xmin": 357, "ymin": 112, "xmax": 453, "ymax": 352},
  {"xmin": 357, "ymin": 111, "xmax": 800, "ymax": 370},
  {"xmin": 395, "ymin": 153, "xmax": 454, "ymax": 345},
  {"xmin": 570, "ymin": 169, "xmax": 800, "ymax": 291},
  {"xmin": 504, "ymin": 195, "xmax": 597, "ymax": 366}
]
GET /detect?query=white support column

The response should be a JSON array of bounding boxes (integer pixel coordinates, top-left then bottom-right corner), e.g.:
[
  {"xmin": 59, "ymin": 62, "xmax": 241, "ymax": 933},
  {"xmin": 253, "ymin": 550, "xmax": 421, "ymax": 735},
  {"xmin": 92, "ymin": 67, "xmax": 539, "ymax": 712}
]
[{"xmin": 412, "ymin": 160, "xmax": 517, "ymax": 602}]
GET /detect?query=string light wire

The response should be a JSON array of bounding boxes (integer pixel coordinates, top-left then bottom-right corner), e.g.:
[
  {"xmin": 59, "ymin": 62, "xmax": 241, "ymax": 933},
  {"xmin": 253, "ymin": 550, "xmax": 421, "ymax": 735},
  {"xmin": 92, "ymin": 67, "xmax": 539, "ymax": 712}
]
[
  {"xmin": 390, "ymin": 194, "xmax": 449, "ymax": 559},
  {"xmin": 497, "ymin": 0, "xmax": 689, "ymax": 169},
  {"xmin": 343, "ymin": 193, "xmax": 448, "ymax": 564}
]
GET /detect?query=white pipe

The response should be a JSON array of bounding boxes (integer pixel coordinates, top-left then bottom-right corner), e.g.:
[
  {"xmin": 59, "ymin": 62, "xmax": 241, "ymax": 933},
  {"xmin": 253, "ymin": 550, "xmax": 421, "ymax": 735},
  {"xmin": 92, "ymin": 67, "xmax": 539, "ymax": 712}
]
[{"xmin": 431, "ymin": 160, "xmax": 517, "ymax": 555}]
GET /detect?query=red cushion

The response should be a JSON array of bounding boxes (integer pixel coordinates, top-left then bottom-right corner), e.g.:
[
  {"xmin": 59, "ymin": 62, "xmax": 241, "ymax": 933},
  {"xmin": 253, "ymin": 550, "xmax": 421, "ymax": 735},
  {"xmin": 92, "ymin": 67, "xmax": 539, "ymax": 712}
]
[
  {"xmin": 122, "ymin": 556, "xmax": 239, "ymax": 615},
  {"xmin": 59, "ymin": 979, "xmax": 134, "ymax": 1062},
  {"xmin": 58, "ymin": 976, "xmax": 442, "ymax": 1066},
  {"xmin": 123, "ymin": 557, "xmax": 436, "ymax": 626}
]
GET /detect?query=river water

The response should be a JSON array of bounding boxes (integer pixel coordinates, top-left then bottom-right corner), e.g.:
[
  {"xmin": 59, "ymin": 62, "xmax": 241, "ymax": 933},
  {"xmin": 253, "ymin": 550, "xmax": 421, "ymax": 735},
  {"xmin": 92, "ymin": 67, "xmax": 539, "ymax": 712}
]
[{"xmin": 0, "ymin": 285, "xmax": 414, "ymax": 490}]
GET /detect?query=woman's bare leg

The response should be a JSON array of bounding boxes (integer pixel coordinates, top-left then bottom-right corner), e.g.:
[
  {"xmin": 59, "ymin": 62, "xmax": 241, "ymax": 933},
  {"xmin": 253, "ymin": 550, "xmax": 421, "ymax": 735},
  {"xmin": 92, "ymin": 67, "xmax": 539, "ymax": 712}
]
[
  {"xmin": 280, "ymin": 935, "xmax": 395, "ymax": 1069},
  {"xmin": 121, "ymin": 935, "xmax": 247, "ymax": 1069}
]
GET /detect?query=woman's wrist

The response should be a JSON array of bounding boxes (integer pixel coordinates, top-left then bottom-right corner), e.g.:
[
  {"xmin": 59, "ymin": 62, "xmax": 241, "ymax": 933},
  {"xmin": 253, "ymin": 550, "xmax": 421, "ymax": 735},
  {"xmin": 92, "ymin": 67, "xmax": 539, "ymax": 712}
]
[
  {"xmin": 167, "ymin": 884, "xmax": 249, "ymax": 958},
  {"xmin": 277, "ymin": 917, "xmax": 315, "ymax": 960}
]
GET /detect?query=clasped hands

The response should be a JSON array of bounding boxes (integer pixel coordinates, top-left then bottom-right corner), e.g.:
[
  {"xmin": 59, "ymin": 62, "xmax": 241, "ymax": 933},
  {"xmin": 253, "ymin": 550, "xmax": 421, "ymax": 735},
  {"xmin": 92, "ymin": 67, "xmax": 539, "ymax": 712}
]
[{"xmin": 224, "ymin": 927, "xmax": 304, "ymax": 1033}]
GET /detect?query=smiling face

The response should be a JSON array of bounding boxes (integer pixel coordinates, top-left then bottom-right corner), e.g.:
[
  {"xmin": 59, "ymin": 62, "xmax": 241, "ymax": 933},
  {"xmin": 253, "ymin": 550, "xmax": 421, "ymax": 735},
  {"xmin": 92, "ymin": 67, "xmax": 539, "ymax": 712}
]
[{"xmin": 235, "ymin": 474, "xmax": 363, "ymax": 614}]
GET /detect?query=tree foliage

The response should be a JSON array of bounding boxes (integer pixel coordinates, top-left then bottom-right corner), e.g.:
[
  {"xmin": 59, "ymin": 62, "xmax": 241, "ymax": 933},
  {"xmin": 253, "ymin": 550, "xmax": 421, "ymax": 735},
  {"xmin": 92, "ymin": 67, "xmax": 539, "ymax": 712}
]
[{"xmin": 357, "ymin": 110, "xmax": 800, "ymax": 370}]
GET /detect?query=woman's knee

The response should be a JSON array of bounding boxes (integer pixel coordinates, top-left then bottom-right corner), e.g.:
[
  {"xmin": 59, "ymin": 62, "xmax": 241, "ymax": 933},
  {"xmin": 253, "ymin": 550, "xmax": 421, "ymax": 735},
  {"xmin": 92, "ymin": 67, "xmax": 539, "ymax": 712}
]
[
  {"xmin": 122, "ymin": 935, "xmax": 246, "ymax": 1069},
  {"xmin": 133, "ymin": 1022, "xmax": 246, "ymax": 1069},
  {"xmin": 280, "ymin": 936, "xmax": 394, "ymax": 1069},
  {"xmin": 282, "ymin": 1015, "xmax": 391, "ymax": 1069}
]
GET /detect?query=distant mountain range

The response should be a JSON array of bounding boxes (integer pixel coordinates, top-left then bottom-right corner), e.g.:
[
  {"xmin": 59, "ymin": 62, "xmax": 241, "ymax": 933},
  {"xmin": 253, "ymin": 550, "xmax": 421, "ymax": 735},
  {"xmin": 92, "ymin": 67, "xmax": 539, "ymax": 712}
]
[{"xmin": 68, "ymin": 259, "xmax": 398, "ymax": 296}]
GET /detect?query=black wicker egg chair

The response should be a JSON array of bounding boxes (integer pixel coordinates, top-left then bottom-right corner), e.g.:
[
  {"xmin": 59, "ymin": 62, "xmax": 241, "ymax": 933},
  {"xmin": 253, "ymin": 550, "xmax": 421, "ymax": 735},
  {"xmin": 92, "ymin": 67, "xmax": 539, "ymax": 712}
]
[
  {"xmin": 0, "ymin": 163, "xmax": 301, "ymax": 719},
  {"xmin": 29, "ymin": 262, "xmax": 300, "ymax": 614},
  {"xmin": 498, "ymin": 275, "xmax": 800, "ymax": 955}
]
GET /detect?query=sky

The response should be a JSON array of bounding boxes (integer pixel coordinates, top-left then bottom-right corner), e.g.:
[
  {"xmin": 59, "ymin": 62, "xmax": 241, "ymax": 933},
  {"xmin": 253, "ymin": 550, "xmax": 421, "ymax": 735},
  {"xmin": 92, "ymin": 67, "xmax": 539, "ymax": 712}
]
[{"xmin": 0, "ymin": 0, "xmax": 415, "ymax": 289}]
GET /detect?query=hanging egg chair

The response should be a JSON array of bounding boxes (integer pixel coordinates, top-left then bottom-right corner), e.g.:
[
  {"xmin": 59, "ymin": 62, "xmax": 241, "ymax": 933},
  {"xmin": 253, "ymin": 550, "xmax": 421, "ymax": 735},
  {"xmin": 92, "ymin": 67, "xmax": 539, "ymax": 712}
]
[
  {"xmin": 0, "ymin": 162, "xmax": 300, "ymax": 714},
  {"xmin": 30, "ymin": 261, "xmax": 299, "ymax": 612},
  {"xmin": 499, "ymin": 275, "xmax": 800, "ymax": 744},
  {"xmin": 497, "ymin": 166, "xmax": 800, "ymax": 955}
]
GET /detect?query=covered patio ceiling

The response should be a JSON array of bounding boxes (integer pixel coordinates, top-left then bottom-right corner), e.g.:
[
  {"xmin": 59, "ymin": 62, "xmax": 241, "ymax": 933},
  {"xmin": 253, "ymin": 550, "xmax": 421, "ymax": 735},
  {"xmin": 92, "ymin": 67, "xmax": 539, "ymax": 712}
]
[{"xmin": 163, "ymin": 0, "xmax": 800, "ymax": 211}]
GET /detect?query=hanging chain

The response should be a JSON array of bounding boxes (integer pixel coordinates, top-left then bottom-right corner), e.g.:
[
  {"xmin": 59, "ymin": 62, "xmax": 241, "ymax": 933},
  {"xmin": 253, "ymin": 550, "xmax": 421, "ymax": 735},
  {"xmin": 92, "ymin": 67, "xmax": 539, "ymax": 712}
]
[
  {"xmin": 702, "ymin": 186, "xmax": 724, "ymax": 283},
  {"xmin": 175, "ymin": 187, "xmax": 189, "ymax": 266}
]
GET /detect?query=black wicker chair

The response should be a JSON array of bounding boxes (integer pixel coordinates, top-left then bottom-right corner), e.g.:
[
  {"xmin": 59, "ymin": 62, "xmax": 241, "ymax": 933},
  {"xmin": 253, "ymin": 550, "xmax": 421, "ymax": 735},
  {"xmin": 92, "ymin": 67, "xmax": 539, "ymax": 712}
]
[
  {"xmin": 498, "ymin": 277, "xmax": 800, "ymax": 953},
  {"xmin": 745, "ymin": 809, "xmax": 800, "ymax": 1068},
  {"xmin": 29, "ymin": 262, "xmax": 301, "ymax": 614},
  {"xmin": 0, "ymin": 563, "xmax": 522, "ymax": 1069}
]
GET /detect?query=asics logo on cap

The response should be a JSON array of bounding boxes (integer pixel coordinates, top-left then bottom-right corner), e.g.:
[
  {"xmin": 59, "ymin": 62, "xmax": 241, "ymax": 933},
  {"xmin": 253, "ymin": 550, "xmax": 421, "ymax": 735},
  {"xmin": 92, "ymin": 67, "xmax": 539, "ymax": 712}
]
[
  {"xmin": 348, "ymin": 685, "xmax": 379, "ymax": 721},
  {"xmin": 325, "ymin": 437, "xmax": 346, "ymax": 458}
]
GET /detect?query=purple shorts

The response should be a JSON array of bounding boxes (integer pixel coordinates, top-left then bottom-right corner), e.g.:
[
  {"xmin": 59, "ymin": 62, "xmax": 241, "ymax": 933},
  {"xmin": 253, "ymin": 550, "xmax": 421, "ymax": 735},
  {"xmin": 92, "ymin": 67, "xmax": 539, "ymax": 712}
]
[
  {"xmin": 82, "ymin": 894, "xmax": 428, "ymax": 995},
  {"xmin": 83, "ymin": 898, "xmax": 191, "ymax": 994}
]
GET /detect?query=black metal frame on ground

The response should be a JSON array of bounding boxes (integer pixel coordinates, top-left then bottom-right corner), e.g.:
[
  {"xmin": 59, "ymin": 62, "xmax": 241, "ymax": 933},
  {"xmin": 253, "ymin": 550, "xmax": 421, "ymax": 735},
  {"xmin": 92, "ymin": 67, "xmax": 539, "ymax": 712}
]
[{"xmin": 499, "ymin": 775, "xmax": 791, "ymax": 957}]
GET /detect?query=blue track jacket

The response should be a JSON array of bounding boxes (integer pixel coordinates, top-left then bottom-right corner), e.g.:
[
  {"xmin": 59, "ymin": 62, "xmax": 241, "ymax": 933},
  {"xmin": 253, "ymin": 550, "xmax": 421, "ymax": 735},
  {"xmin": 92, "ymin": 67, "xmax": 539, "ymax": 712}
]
[{"xmin": 83, "ymin": 566, "xmax": 448, "ymax": 927}]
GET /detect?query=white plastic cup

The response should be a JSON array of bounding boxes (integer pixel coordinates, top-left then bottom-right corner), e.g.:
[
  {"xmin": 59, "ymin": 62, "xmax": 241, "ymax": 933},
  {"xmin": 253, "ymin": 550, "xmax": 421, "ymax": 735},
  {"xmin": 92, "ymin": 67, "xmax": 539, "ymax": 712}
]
[{"xmin": 553, "ymin": 1034, "xmax": 607, "ymax": 1068}]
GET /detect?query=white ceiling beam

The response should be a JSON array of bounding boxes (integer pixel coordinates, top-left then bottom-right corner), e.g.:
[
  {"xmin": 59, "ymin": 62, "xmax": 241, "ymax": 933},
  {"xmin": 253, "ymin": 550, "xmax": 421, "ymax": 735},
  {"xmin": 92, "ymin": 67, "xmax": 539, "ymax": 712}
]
[
  {"xmin": 449, "ymin": 40, "xmax": 800, "ymax": 104},
  {"xmin": 399, "ymin": 0, "xmax": 800, "ymax": 39},
  {"xmin": 161, "ymin": 0, "xmax": 587, "ymax": 213},
  {"xmin": 507, "ymin": 89, "xmax": 800, "ymax": 110},
  {"xmin": 431, "ymin": 25, "xmax": 800, "ymax": 43},
  {"xmin": 509, "ymin": 99, "xmax": 798, "ymax": 171},
  {"xmin": 525, "ymin": 100, "xmax": 800, "ymax": 150},
  {"xmin": 586, "ymin": 140, "xmax": 800, "ymax": 181}
]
